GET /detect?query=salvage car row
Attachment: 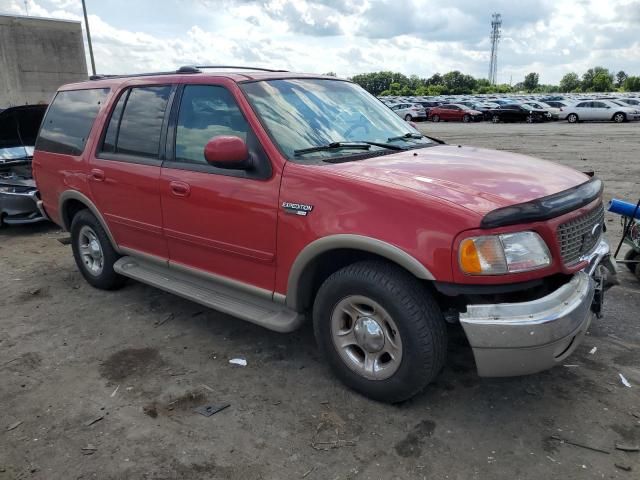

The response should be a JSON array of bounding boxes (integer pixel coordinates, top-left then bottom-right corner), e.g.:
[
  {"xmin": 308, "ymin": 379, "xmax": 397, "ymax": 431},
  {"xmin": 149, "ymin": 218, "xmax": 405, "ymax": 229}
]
[{"xmin": 380, "ymin": 95, "xmax": 640, "ymax": 124}]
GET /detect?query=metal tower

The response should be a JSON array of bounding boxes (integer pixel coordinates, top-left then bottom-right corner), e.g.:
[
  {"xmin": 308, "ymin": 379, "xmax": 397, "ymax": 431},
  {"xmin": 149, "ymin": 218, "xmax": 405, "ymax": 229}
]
[{"xmin": 488, "ymin": 13, "xmax": 502, "ymax": 85}]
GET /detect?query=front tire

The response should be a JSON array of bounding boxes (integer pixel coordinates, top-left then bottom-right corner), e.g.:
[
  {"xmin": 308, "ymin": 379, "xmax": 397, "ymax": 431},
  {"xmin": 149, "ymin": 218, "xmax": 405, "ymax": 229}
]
[
  {"xmin": 404, "ymin": 114, "xmax": 412, "ymax": 122},
  {"xmin": 462, "ymin": 114, "xmax": 471, "ymax": 123},
  {"xmin": 567, "ymin": 113, "xmax": 578, "ymax": 123},
  {"xmin": 613, "ymin": 112, "xmax": 626, "ymax": 123},
  {"xmin": 71, "ymin": 209, "xmax": 126, "ymax": 290},
  {"xmin": 492, "ymin": 114, "xmax": 500, "ymax": 123},
  {"xmin": 313, "ymin": 261, "xmax": 447, "ymax": 403}
]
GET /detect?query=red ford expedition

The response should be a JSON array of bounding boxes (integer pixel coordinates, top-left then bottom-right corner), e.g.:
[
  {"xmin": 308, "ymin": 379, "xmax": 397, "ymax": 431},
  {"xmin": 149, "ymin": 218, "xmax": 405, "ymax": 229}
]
[{"xmin": 33, "ymin": 66, "xmax": 614, "ymax": 402}]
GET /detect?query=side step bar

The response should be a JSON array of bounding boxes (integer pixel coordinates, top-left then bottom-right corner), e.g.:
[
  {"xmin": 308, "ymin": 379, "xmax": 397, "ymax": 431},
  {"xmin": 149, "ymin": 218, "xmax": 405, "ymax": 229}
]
[{"xmin": 114, "ymin": 256, "xmax": 304, "ymax": 333}]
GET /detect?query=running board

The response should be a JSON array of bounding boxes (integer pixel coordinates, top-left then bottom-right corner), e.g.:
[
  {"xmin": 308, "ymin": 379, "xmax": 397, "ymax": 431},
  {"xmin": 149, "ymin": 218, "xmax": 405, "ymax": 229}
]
[{"xmin": 113, "ymin": 256, "xmax": 303, "ymax": 333}]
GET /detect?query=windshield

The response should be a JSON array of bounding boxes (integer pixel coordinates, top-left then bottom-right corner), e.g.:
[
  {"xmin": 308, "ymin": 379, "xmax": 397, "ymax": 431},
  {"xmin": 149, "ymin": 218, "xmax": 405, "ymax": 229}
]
[
  {"xmin": 521, "ymin": 104, "xmax": 535, "ymax": 111},
  {"xmin": 0, "ymin": 145, "xmax": 34, "ymax": 162},
  {"xmin": 241, "ymin": 78, "xmax": 433, "ymax": 161}
]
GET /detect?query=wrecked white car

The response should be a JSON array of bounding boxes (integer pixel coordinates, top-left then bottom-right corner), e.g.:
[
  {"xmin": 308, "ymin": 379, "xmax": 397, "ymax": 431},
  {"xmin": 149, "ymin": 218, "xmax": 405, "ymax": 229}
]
[{"xmin": 0, "ymin": 105, "xmax": 48, "ymax": 226}]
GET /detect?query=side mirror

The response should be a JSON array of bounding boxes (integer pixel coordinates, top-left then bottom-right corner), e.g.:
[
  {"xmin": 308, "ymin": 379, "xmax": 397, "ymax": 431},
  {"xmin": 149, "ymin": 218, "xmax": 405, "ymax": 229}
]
[{"xmin": 204, "ymin": 136, "xmax": 250, "ymax": 169}]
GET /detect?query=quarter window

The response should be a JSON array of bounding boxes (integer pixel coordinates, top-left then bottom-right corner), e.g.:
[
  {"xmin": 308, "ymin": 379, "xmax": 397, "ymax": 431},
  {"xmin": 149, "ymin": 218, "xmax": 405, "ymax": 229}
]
[
  {"xmin": 36, "ymin": 88, "xmax": 109, "ymax": 155},
  {"xmin": 174, "ymin": 85, "xmax": 249, "ymax": 165}
]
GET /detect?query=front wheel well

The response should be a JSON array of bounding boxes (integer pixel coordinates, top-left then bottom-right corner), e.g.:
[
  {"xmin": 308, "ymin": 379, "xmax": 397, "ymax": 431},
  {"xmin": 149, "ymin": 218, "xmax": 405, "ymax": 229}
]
[{"xmin": 294, "ymin": 249, "xmax": 433, "ymax": 314}]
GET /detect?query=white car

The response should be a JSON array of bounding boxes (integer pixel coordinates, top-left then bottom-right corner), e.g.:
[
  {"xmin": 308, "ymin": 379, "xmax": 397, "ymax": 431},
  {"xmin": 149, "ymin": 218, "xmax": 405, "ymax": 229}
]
[
  {"xmin": 388, "ymin": 102, "xmax": 427, "ymax": 121},
  {"xmin": 524, "ymin": 101, "xmax": 561, "ymax": 120},
  {"xmin": 560, "ymin": 100, "xmax": 640, "ymax": 123}
]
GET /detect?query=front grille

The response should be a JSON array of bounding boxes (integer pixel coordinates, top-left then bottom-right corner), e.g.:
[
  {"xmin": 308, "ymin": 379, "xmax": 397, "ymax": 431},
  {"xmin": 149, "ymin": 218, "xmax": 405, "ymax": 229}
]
[{"xmin": 557, "ymin": 203, "xmax": 605, "ymax": 266}]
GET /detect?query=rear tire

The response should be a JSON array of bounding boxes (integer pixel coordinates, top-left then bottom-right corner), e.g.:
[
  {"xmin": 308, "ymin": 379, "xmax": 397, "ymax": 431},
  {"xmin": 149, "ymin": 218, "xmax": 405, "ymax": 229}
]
[
  {"xmin": 613, "ymin": 112, "xmax": 626, "ymax": 123},
  {"xmin": 431, "ymin": 115, "xmax": 440, "ymax": 122},
  {"xmin": 567, "ymin": 113, "xmax": 578, "ymax": 123},
  {"xmin": 404, "ymin": 114, "xmax": 412, "ymax": 122},
  {"xmin": 312, "ymin": 261, "xmax": 447, "ymax": 403},
  {"xmin": 492, "ymin": 114, "xmax": 500, "ymax": 123},
  {"xmin": 70, "ymin": 209, "xmax": 126, "ymax": 290}
]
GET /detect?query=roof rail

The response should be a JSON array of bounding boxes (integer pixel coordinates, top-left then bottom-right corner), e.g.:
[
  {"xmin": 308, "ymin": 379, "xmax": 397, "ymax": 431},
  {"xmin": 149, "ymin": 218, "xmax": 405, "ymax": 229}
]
[
  {"xmin": 88, "ymin": 65, "xmax": 288, "ymax": 81},
  {"xmin": 191, "ymin": 65, "xmax": 289, "ymax": 73}
]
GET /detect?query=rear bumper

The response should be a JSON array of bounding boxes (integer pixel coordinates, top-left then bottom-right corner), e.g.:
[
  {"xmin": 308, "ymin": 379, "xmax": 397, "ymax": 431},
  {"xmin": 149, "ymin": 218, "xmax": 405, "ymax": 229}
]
[{"xmin": 459, "ymin": 239, "xmax": 609, "ymax": 377}]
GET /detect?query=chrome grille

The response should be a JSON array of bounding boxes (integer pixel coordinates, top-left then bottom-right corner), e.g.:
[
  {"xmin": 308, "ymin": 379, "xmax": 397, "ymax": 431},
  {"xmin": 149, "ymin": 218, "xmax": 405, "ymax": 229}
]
[{"xmin": 557, "ymin": 203, "xmax": 605, "ymax": 266}]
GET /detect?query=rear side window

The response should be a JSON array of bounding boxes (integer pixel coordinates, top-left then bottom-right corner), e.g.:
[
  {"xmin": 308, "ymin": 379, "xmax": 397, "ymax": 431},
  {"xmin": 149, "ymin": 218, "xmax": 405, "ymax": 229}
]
[
  {"xmin": 104, "ymin": 85, "xmax": 172, "ymax": 158},
  {"xmin": 36, "ymin": 88, "xmax": 109, "ymax": 155}
]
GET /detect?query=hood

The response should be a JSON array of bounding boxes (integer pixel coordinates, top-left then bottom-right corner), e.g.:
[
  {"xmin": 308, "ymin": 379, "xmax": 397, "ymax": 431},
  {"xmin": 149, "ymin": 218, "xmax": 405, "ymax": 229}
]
[
  {"xmin": 326, "ymin": 145, "xmax": 590, "ymax": 216},
  {"xmin": 0, "ymin": 105, "xmax": 47, "ymax": 165}
]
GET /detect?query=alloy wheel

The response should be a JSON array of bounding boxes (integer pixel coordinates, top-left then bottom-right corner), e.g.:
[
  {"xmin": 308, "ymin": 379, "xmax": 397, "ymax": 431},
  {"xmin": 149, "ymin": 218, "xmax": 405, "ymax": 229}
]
[{"xmin": 330, "ymin": 295, "xmax": 403, "ymax": 381}]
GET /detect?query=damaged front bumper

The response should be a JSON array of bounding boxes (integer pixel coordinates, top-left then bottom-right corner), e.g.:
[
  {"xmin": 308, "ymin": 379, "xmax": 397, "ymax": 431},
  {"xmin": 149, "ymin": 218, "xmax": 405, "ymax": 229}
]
[
  {"xmin": 460, "ymin": 239, "xmax": 610, "ymax": 377},
  {"xmin": 0, "ymin": 184, "xmax": 48, "ymax": 225}
]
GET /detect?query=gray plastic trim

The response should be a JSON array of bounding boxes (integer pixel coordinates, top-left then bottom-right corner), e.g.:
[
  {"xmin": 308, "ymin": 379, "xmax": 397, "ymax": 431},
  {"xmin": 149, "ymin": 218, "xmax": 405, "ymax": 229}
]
[
  {"xmin": 58, "ymin": 190, "xmax": 120, "ymax": 252},
  {"xmin": 286, "ymin": 234, "xmax": 435, "ymax": 310},
  {"xmin": 114, "ymin": 256, "xmax": 303, "ymax": 332}
]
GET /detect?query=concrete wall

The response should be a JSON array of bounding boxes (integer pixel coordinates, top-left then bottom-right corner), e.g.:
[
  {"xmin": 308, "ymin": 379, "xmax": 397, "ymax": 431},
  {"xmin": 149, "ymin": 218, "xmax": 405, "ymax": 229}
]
[{"xmin": 0, "ymin": 15, "xmax": 88, "ymax": 108}]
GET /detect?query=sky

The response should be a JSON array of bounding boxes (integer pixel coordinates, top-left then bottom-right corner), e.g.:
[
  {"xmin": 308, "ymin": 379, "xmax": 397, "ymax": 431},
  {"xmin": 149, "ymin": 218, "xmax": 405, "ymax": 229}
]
[{"xmin": 1, "ymin": 0, "xmax": 639, "ymax": 84}]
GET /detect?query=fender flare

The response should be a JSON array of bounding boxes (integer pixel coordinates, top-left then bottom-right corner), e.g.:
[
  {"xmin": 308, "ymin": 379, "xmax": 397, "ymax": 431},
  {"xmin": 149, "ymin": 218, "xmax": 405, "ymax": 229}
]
[
  {"xmin": 285, "ymin": 234, "xmax": 435, "ymax": 310},
  {"xmin": 58, "ymin": 190, "xmax": 120, "ymax": 252}
]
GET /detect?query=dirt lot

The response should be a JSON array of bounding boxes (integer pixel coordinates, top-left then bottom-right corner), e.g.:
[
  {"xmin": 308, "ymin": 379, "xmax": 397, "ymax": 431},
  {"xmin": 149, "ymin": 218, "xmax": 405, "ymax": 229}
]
[{"xmin": 1, "ymin": 121, "xmax": 639, "ymax": 480}]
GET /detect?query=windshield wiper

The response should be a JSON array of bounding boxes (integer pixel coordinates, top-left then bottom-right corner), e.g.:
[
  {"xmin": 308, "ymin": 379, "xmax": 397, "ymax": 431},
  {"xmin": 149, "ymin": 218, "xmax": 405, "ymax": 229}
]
[
  {"xmin": 387, "ymin": 132, "xmax": 424, "ymax": 142},
  {"xmin": 294, "ymin": 140, "xmax": 404, "ymax": 156}
]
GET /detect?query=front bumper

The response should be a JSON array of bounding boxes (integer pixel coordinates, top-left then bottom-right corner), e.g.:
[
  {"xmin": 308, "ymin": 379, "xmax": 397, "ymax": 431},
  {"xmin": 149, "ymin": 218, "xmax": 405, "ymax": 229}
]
[
  {"xmin": 459, "ymin": 239, "xmax": 609, "ymax": 377},
  {"xmin": 0, "ymin": 188, "xmax": 48, "ymax": 225}
]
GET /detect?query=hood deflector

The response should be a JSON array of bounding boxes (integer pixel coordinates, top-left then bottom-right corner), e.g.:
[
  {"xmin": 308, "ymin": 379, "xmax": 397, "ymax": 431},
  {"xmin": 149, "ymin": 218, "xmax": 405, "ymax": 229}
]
[{"xmin": 480, "ymin": 177, "xmax": 603, "ymax": 228}]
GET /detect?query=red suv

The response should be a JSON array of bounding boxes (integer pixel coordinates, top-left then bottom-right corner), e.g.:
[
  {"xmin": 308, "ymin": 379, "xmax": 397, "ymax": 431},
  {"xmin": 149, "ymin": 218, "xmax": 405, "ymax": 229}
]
[{"xmin": 33, "ymin": 67, "xmax": 614, "ymax": 402}]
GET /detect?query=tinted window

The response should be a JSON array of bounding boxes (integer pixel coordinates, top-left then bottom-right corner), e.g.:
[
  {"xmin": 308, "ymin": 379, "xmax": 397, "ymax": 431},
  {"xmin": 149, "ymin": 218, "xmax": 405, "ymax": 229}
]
[
  {"xmin": 115, "ymin": 86, "xmax": 172, "ymax": 158},
  {"xmin": 592, "ymin": 102, "xmax": 607, "ymax": 108},
  {"xmin": 175, "ymin": 85, "xmax": 249, "ymax": 165},
  {"xmin": 102, "ymin": 91, "xmax": 128, "ymax": 153},
  {"xmin": 36, "ymin": 88, "xmax": 109, "ymax": 155}
]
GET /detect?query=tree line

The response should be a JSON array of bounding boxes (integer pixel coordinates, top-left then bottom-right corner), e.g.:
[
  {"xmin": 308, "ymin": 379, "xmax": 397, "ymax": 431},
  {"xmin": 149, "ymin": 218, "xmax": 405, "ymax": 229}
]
[{"xmin": 344, "ymin": 67, "xmax": 640, "ymax": 96}]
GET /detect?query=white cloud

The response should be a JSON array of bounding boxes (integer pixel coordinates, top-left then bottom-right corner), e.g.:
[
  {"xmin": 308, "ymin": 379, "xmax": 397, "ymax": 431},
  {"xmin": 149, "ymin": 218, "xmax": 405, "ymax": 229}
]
[{"xmin": 0, "ymin": 0, "xmax": 638, "ymax": 83}]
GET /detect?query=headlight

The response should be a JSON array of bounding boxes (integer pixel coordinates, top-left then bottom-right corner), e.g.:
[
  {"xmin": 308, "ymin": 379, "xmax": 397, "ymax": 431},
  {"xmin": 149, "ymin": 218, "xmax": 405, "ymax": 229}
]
[{"xmin": 459, "ymin": 231, "xmax": 551, "ymax": 275}]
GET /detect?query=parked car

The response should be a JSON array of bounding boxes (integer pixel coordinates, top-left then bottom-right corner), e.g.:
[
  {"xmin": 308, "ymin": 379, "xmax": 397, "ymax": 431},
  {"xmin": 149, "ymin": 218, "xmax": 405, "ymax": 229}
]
[
  {"xmin": 0, "ymin": 105, "xmax": 48, "ymax": 227},
  {"xmin": 490, "ymin": 104, "xmax": 552, "ymax": 123},
  {"xmin": 388, "ymin": 102, "xmax": 427, "ymax": 121},
  {"xmin": 616, "ymin": 98, "xmax": 640, "ymax": 107},
  {"xmin": 428, "ymin": 104, "xmax": 483, "ymax": 122},
  {"xmin": 413, "ymin": 100, "xmax": 441, "ymax": 116},
  {"xmin": 524, "ymin": 101, "xmax": 561, "ymax": 120},
  {"xmin": 560, "ymin": 100, "xmax": 640, "ymax": 123},
  {"xmin": 34, "ymin": 67, "xmax": 613, "ymax": 402}
]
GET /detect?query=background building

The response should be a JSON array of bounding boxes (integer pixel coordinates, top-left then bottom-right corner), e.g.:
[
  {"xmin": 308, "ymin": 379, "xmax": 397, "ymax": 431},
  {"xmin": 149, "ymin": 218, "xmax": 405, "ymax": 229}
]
[{"xmin": 0, "ymin": 14, "xmax": 88, "ymax": 107}]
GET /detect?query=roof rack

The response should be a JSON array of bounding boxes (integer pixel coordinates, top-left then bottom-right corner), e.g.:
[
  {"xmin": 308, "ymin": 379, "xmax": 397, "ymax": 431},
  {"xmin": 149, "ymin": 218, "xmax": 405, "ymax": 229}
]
[
  {"xmin": 191, "ymin": 65, "xmax": 289, "ymax": 73},
  {"xmin": 89, "ymin": 65, "xmax": 288, "ymax": 81}
]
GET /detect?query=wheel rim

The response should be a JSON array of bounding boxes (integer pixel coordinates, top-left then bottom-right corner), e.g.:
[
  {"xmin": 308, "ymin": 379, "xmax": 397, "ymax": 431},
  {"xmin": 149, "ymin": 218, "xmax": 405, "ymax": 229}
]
[
  {"xmin": 330, "ymin": 295, "xmax": 403, "ymax": 381},
  {"xmin": 527, "ymin": 116, "xmax": 533, "ymax": 123},
  {"xmin": 78, "ymin": 225, "xmax": 104, "ymax": 276},
  {"xmin": 614, "ymin": 114, "xmax": 624, "ymax": 123},
  {"xmin": 433, "ymin": 115, "xmax": 439, "ymax": 122},
  {"xmin": 404, "ymin": 115, "xmax": 411, "ymax": 121},
  {"xmin": 568, "ymin": 114, "xmax": 576, "ymax": 123},
  {"xmin": 463, "ymin": 115, "xmax": 470, "ymax": 122},
  {"xmin": 492, "ymin": 116, "xmax": 499, "ymax": 123}
]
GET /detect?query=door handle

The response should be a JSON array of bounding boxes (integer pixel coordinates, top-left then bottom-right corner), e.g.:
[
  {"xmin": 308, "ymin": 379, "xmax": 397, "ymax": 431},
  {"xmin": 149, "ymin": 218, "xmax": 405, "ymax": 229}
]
[
  {"xmin": 169, "ymin": 181, "xmax": 190, "ymax": 197},
  {"xmin": 90, "ymin": 169, "xmax": 105, "ymax": 182}
]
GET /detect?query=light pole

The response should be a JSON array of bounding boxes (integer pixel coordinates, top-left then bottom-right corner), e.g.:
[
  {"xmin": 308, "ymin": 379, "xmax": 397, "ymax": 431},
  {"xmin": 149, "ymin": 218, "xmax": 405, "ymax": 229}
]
[{"xmin": 81, "ymin": 0, "xmax": 96, "ymax": 76}]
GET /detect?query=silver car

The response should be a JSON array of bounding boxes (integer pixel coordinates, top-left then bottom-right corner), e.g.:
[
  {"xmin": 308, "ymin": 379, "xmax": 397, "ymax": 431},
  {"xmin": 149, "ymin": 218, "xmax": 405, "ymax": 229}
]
[
  {"xmin": 561, "ymin": 100, "xmax": 640, "ymax": 123},
  {"xmin": 0, "ymin": 105, "xmax": 49, "ymax": 227},
  {"xmin": 388, "ymin": 102, "xmax": 427, "ymax": 121}
]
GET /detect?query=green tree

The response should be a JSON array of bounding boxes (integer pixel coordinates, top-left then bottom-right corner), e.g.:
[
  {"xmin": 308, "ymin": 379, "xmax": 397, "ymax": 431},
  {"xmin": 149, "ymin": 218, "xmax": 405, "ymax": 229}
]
[
  {"xmin": 623, "ymin": 76, "xmax": 640, "ymax": 92},
  {"xmin": 615, "ymin": 70, "xmax": 628, "ymax": 88},
  {"xmin": 582, "ymin": 67, "xmax": 613, "ymax": 91},
  {"xmin": 523, "ymin": 72, "xmax": 540, "ymax": 91},
  {"xmin": 559, "ymin": 72, "xmax": 581, "ymax": 92},
  {"xmin": 441, "ymin": 71, "xmax": 476, "ymax": 94},
  {"xmin": 592, "ymin": 72, "xmax": 614, "ymax": 92}
]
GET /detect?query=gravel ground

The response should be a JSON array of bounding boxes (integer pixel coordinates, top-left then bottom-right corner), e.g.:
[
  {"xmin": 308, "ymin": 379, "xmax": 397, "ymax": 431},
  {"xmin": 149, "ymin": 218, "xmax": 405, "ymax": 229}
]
[{"xmin": 1, "ymin": 121, "xmax": 639, "ymax": 480}]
